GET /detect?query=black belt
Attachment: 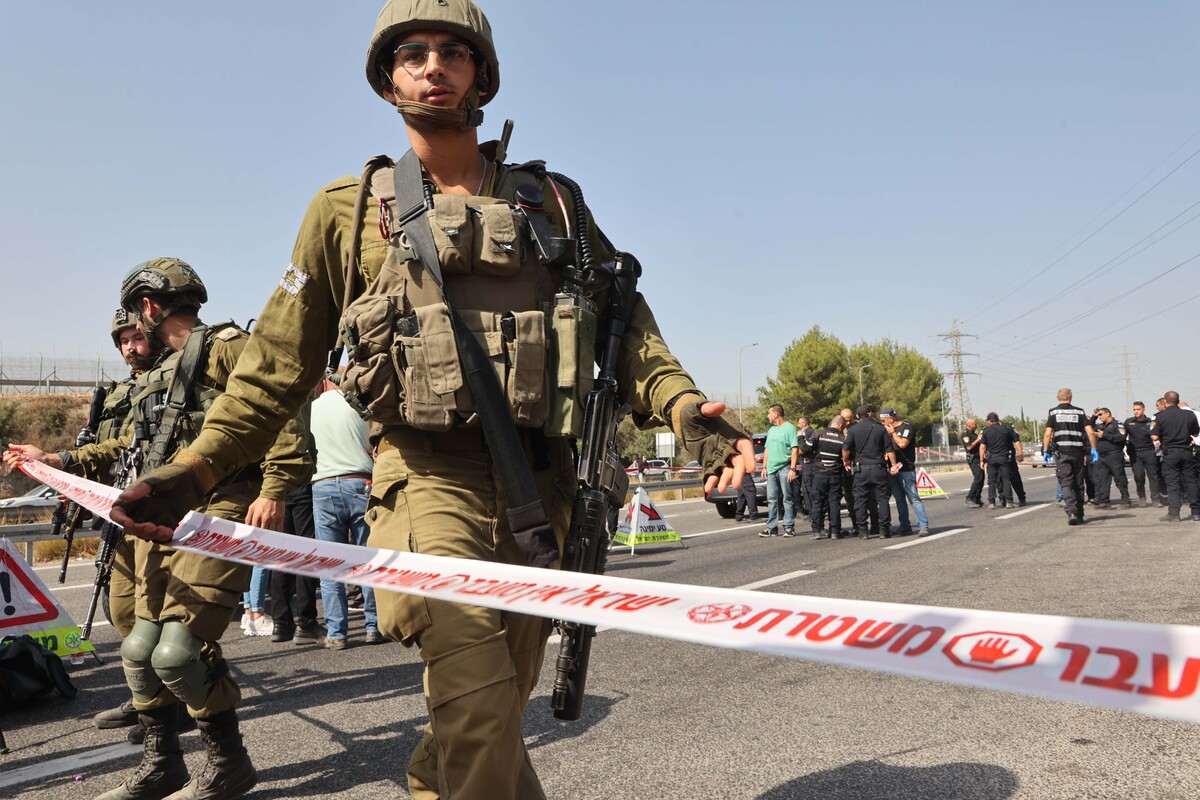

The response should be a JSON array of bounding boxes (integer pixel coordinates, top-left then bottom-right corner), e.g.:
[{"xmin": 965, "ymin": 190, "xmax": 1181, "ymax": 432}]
[
  {"xmin": 313, "ymin": 472, "xmax": 372, "ymax": 484},
  {"xmin": 856, "ymin": 461, "xmax": 885, "ymax": 469}
]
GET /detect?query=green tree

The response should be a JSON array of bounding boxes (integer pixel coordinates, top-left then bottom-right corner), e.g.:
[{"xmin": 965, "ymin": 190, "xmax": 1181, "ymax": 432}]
[
  {"xmin": 848, "ymin": 339, "xmax": 946, "ymax": 434},
  {"xmin": 757, "ymin": 326, "xmax": 855, "ymax": 430}
]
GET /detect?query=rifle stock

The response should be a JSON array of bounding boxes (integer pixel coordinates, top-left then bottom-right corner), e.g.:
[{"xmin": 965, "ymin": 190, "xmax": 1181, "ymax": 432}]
[{"xmin": 551, "ymin": 253, "xmax": 638, "ymax": 721}]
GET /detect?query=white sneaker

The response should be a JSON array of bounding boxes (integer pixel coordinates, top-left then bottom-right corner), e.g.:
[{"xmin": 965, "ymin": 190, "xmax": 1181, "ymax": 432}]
[
  {"xmin": 244, "ymin": 615, "xmax": 273, "ymax": 637},
  {"xmin": 239, "ymin": 612, "xmax": 250, "ymax": 632}
]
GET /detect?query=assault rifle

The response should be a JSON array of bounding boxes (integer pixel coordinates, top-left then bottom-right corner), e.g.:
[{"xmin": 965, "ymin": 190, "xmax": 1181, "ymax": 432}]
[
  {"xmin": 81, "ymin": 426, "xmax": 143, "ymax": 643},
  {"xmin": 55, "ymin": 385, "xmax": 107, "ymax": 583},
  {"xmin": 550, "ymin": 252, "xmax": 638, "ymax": 721}
]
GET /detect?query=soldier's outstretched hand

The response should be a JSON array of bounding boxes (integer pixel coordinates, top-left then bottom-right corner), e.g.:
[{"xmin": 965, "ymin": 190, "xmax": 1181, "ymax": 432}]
[
  {"xmin": 111, "ymin": 454, "xmax": 214, "ymax": 542},
  {"xmin": 668, "ymin": 398, "xmax": 754, "ymax": 495}
]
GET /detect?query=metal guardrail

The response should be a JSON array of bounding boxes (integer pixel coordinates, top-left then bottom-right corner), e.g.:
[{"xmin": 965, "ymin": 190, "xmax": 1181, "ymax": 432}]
[{"xmin": 0, "ymin": 523, "xmax": 93, "ymax": 563}]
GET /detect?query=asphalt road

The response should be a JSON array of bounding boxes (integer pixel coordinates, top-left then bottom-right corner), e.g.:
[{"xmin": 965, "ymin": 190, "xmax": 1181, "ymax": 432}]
[{"xmin": 4, "ymin": 467, "xmax": 1199, "ymax": 799}]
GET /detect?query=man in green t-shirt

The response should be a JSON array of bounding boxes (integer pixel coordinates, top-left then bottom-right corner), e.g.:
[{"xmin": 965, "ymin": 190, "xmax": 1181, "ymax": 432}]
[{"xmin": 759, "ymin": 404, "xmax": 799, "ymax": 537}]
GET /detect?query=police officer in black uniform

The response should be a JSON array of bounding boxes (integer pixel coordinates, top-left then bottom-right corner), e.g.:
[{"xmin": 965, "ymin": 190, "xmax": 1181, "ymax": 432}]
[
  {"xmin": 795, "ymin": 417, "xmax": 818, "ymax": 518},
  {"xmin": 979, "ymin": 412, "xmax": 1016, "ymax": 508},
  {"xmin": 1150, "ymin": 391, "xmax": 1200, "ymax": 522},
  {"xmin": 842, "ymin": 404, "xmax": 892, "ymax": 539},
  {"xmin": 809, "ymin": 415, "xmax": 847, "ymax": 540},
  {"xmin": 1003, "ymin": 420, "xmax": 1027, "ymax": 506},
  {"xmin": 1044, "ymin": 388, "xmax": 1099, "ymax": 525},
  {"xmin": 961, "ymin": 417, "xmax": 985, "ymax": 508},
  {"xmin": 839, "ymin": 407, "xmax": 859, "ymax": 533},
  {"xmin": 1092, "ymin": 407, "xmax": 1132, "ymax": 509},
  {"xmin": 1125, "ymin": 401, "xmax": 1161, "ymax": 508}
]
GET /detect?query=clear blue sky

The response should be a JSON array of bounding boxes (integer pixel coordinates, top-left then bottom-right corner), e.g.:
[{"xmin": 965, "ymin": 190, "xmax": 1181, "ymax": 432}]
[{"xmin": 2, "ymin": 1, "xmax": 1197, "ymax": 422}]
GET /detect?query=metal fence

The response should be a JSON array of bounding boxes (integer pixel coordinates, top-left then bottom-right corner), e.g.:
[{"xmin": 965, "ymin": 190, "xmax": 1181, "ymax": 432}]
[{"xmin": 0, "ymin": 353, "xmax": 128, "ymax": 393}]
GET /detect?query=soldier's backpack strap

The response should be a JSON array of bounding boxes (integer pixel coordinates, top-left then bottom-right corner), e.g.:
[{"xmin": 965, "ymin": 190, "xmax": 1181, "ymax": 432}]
[
  {"xmin": 145, "ymin": 324, "xmax": 209, "ymax": 471},
  {"xmin": 392, "ymin": 148, "xmax": 559, "ymax": 568},
  {"xmin": 327, "ymin": 155, "xmax": 395, "ymax": 378}
]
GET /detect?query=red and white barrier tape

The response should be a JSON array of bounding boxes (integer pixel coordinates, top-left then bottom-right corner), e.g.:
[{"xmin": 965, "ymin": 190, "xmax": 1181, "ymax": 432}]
[{"xmin": 22, "ymin": 460, "xmax": 1200, "ymax": 725}]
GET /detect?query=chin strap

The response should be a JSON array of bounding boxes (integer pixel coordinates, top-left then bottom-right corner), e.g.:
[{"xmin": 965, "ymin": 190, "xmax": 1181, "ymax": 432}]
[{"xmin": 394, "ymin": 86, "xmax": 484, "ymax": 130}]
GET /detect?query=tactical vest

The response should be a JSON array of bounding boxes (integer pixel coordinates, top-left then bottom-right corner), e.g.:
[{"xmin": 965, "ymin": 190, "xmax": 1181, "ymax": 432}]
[
  {"xmin": 339, "ymin": 156, "xmax": 598, "ymax": 438},
  {"xmin": 129, "ymin": 323, "xmax": 246, "ymax": 470},
  {"xmin": 96, "ymin": 377, "xmax": 137, "ymax": 444}
]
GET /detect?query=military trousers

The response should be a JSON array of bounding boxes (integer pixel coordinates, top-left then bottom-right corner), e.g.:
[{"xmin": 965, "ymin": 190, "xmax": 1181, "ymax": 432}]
[
  {"xmin": 1093, "ymin": 451, "xmax": 1130, "ymax": 505},
  {"xmin": 108, "ymin": 537, "xmax": 138, "ymax": 639},
  {"xmin": 852, "ymin": 465, "xmax": 890, "ymax": 535},
  {"xmin": 368, "ymin": 427, "xmax": 576, "ymax": 800},
  {"xmin": 1055, "ymin": 452, "xmax": 1087, "ymax": 519},
  {"xmin": 130, "ymin": 491, "xmax": 253, "ymax": 719}
]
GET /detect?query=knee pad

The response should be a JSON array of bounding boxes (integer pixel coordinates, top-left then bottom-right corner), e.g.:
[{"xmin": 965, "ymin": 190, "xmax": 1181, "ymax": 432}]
[
  {"xmin": 151, "ymin": 620, "xmax": 214, "ymax": 709},
  {"xmin": 121, "ymin": 618, "xmax": 164, "ymax": 704}
]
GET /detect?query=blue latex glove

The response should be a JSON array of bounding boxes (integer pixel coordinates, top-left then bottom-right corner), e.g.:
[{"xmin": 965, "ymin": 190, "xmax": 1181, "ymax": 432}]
[
  {"xmin": 1090, "ymin": 448, "xmax": 1100, "ymax": 462},
  {"xmin": 1043, "ymin": 452, "xmax": 1052, "ymax": 463}
]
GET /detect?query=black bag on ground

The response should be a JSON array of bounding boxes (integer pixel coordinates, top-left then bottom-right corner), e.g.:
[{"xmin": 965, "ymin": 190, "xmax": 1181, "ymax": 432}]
[{"xmin": 0, "ymin": 635, "xmax": 77, "ymax": 709}]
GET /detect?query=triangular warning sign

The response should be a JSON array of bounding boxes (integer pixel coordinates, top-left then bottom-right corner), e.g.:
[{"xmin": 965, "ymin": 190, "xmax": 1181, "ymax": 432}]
[
  {"xmin": 612, "ymin": 487, "xmax": 684, "ymax": 553},
  {"xmin": 0, "ymin": 538, "xmax": 96, "ymax": 660},
  {"xmin": 914, "ymin": 468, "xmax": 947, "ymax": 498}
]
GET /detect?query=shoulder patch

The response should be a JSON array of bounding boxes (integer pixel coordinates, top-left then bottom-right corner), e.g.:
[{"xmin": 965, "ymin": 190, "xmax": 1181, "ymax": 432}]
[
  {"xmin": 216, "ymin": 327, "xmax": 242, "ymax": 341},
  {"xmin": 279, "ymin": 263, "xmax": 310, "ymax": 297}
]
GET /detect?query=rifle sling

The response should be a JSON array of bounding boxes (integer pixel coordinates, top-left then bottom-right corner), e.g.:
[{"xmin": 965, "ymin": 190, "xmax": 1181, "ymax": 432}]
[
  {"xmin": 146, "ymin": 324, "xmax": 208, "ymax": 471},
  {"xmin": 392, "ymin": 150, "xmax": 556, "ymax": 562}
]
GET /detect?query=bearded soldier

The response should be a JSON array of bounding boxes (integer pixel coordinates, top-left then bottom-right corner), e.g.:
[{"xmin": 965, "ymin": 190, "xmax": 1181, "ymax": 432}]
[
  {"xmin": 94, "ymin": 311, "xmax": 161, "ymax": 743},
  {"xmin": 112, "ymin": 3, "xmax": 752, "ymax": 799},
  {"xmin": 8, "ymin": 259, "xmax": 311, "ymax": 800}
]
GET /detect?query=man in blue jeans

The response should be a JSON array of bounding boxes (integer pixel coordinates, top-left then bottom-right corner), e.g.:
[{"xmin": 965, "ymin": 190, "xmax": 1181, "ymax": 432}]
[
  {"xmin": 759, "ymin": 404, "xmax": 799, "ymax": 537},
  {"xmin": 310, "ymin": 378, "xmax": 383, "ymax": 649},
  {"xmin": 881, "ymin": 406, "xmax": 931, "ymax": 537}
]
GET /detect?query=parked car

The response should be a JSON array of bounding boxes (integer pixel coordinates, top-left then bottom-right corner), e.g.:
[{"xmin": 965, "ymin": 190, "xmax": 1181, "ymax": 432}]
[
  {"xmin": 705, "ymin": 433, "xmax": 768, "ymax": 518},
  {"xmin": 1029, "ymin": 449, "xmax": 1054, "ymax": 468},
  {"xmin": 679, "ymin": 460, "xmax": 702, "ymax": 474},
  {"xmin": 0, "ymin": 484, "xmax": 61, "ymax": 524},
  {"xmin": 642, "ymin": 459, "xmax": 669, "ymax": 481}
]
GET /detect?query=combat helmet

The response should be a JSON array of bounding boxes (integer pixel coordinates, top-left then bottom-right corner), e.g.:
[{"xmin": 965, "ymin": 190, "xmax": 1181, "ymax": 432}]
[
  {"xmin": 120, "ymin": 257, "xmax": 207, "ymax": 341},
  {"xmin": 110, "ymin": 307, "xmax": 138, "ymax": 348},
  {"xmin": 365, "ymin": 0, "xmax": 499, "ymax": 127}
]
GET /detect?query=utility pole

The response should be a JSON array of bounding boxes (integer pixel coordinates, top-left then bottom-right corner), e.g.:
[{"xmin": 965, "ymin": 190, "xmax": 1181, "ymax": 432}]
[
  {"xmin": 938, "ymin": 320, "xmax": 978, "ymax": 427},
  {"xmin": 1120, "ymin": 348, "xmax": 1135, "ymax": 413}
]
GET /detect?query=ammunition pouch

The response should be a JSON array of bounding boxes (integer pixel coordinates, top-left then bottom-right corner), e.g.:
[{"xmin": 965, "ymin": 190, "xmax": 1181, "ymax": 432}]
[{"xmin": 339, "ymin": 173, "xmax": 597, "ymax": 438}]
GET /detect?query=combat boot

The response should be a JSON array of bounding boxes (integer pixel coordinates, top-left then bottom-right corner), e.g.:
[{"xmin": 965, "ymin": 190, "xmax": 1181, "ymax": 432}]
[
  {"xmin": 94, "ymin": 707, "xmax": 189, "ymax": 800},
  {"xmin": 163, "ymin": 708, "xmax": 256, "ymax": 800},
  {"xmin": 93, "ymin": 699, "xmax": 138, "ymax": 729}
]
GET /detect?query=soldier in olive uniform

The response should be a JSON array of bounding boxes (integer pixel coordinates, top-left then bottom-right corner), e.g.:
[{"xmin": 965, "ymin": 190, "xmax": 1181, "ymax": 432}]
[
  {"xmin": 95, "ymin": 310, "xmax": 160, "ymax": 741},
  {"xmin": 9, "ymin": 260, "xmax": 311, "ymax": 800},
  {"xmin": 111, "ymin": 3, "xmax": 753, "ymax": 798}
]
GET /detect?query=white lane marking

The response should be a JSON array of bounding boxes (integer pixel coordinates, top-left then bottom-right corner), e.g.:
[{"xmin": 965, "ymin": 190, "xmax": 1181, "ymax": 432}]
[
  {"xmin": 50, "ymin": 582, "xmax": 94, "ymax": 592},
  {"xmin": 998, "ymin": 504, "xmax": 1050, "ymax": 520},
  {"xmin": 884, "ymin": 527, "xmax": 970, "ymax": 550},
  {"xmin": 0, "ymin": 742, "xmax": 141, "ymax": 790},
  {"xmin": 738, "ymin": 569, "xmax": 817, "ymax": 590},
  {"xmin": 1025, "ymin": 475, "xmax": 1052, "ymax": 482}
]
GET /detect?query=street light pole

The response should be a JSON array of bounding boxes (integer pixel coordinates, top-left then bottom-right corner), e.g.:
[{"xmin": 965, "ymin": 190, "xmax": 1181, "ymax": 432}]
[
  {"xmin": 857, "ymin": 363, "xmax": 873, "ymax": 406},
  {"xmin": 738, "ymin": 342, "xmax": 759, "ymax": 427}
]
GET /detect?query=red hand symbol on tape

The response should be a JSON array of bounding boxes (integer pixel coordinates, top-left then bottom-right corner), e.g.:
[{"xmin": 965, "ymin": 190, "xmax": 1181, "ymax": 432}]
[
  {"xmin": 943, "ymin": 630, "xmax": 1042, "ymax": 672},
  {"xmin": 969, "ymin": 637, "xmax": 1018, "ymax": 664}
]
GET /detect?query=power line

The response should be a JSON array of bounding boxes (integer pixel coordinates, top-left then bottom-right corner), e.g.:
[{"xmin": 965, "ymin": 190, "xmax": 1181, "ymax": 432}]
[{"xmin": 964, "ymin": 127, "xmax": 1200, "ymax": 324}]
